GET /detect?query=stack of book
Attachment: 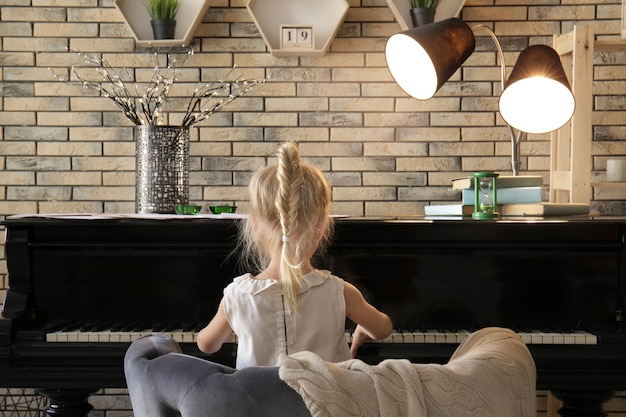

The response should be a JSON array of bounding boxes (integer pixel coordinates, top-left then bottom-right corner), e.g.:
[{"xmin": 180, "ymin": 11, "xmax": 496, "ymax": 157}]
[{"xmin": 424, "ymin": 175, "xmax": 590, "ymax": 217}]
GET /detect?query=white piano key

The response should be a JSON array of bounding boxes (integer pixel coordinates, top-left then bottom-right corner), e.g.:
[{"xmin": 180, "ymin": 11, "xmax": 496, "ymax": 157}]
[
  {"xmin": 402, "ymin": 331, "xmax": 414, "ymax": 343},
  {"xmin": 172, "ymin": 331, "xmax": 184, "ymax": 343},
  {"xmin": 552, "ymin": 332, "xmax": 564, "ymax": 344},
  {"xmin": 575, "ymin": 331, "xmax": 597, "ymax": 344},
  {"xmin": 424, "ymin": 331, "xmax": 436, "ymax": 344},
  {"xmin": 391, "ymin": 332, "xmax": 404, "ymax": 343},
  {"xmin": 412, "ymin": 331, "xmax": 425, "ymax": 343},
  {"xmin": 97, "ymin": 331, "xmax": 111, "ymax": 343},
  {"xmin": 518, "ymin": 332, "xmax": 532, "ymax": 344},
  {"xmin": 563, "ymin": 333, "xmax": 576, "ymax": 344},
  {"xmin": 455, "ymin": 330, "xmax": 470, "ymax": 344},
  {"xmin": 583, "ymin": 332, "xmax": 598, "ymax": 345},
  {"xmin": 530, "ymin": 331, "xmax": 543, "ymax": 344},
  {"xmin": 536, "ymin": 331, "xmax": 555, "ymax": 344},
  {"xmin": 381, "ymin": 334, "xmax": 394, "ymax": 343},
  {"xmin": 444, "ymin": 331, "xmax": 456, "ymax": 343}
]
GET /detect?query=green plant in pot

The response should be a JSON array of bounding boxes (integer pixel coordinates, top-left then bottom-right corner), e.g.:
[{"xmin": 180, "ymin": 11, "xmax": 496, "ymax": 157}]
[
  {"xmin": 410, "ymin": 0, "xmax": 440, "ymax": 27},
  {"xmin": 144, "ymin": 0, "xmax": 182, "ymax": 40}
]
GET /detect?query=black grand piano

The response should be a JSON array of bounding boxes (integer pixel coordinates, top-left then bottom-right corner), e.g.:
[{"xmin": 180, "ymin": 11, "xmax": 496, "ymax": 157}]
[{"xmin": 1, "ymin": 214, "xmax": 625, "ymax": 417}]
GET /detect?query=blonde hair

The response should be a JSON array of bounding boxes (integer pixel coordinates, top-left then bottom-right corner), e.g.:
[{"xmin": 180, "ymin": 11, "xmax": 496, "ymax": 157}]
[{"xmin": 239, "ymin": 142, "xmax": 333, "ymax": 313}]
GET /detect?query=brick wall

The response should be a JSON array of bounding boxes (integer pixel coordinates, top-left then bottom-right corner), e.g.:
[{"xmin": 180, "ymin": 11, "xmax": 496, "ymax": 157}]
[
  {"xmin": 2, "ymin": 0, "xmax": 626, "ymax": 416},
  {"xmin": 2, "ymin": 0, "xmax": 626, "ymax": 220}
]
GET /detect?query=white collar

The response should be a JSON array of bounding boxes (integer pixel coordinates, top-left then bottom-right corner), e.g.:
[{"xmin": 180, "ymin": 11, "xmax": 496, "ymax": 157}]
[{"xmin": 233, "ymin": 269, "xmax": 332, "ymax": 295}]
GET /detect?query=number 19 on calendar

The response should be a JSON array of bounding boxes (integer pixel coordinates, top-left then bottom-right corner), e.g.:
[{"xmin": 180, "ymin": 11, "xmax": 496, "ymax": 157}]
[{"xmin": 280, "ymin": 25, "xmax": 314, "ymax": 49}]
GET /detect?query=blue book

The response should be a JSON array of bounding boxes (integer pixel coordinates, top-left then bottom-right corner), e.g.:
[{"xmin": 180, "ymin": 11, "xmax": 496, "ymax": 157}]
[{"xmin": 461, "ymin": 186, "xmax": 542, "ymax": 205}]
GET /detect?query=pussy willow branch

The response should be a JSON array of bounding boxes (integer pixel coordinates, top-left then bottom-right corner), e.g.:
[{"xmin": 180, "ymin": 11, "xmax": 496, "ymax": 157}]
[
  {"xmin": 180, "ymin": 68, "xmax": 263, "ymax": 128},
  {"xmin": 49, "ymin": 49, "xmax": 265, "ymax": 128}
]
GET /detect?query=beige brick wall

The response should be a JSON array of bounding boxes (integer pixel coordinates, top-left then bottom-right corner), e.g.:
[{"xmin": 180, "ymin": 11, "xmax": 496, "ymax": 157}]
[
  {"xmin": 1, "ymin": 0, "xmax": 626, "ymax": 415},
  {"xmin": 1, "ymin": 0, "xmax": 625, "ymax": 219}
]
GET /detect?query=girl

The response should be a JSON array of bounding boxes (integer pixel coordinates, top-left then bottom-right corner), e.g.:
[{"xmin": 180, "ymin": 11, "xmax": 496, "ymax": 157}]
[{"xmin": 197, "ymin": 142, "xmax": 392, "ymax": 368}]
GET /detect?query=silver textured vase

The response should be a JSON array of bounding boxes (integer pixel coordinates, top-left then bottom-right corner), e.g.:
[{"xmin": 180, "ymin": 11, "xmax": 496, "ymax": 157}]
[{"xmin": 135, "ymin": 125, "xmax": 189, "ymax": 214}]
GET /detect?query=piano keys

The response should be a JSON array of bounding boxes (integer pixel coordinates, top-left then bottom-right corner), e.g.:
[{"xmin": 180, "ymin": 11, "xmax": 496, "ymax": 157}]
[
  {"xmin": 43, "ymin": 327, "xmax": 600, "ymax": 345},
  {"xmin": 1, "ymin": 215, "xmax": 625, "ymax": 417}
]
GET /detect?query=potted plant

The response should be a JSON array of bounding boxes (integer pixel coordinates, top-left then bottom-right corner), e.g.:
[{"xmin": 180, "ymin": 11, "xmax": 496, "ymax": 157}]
[
  {"xmin": 410, "ymin": 0, "xmax": 440, "ymax": 27},
  {"xmin": 144, "ymin": 0, "xmax": 182, "ymax": 40}
]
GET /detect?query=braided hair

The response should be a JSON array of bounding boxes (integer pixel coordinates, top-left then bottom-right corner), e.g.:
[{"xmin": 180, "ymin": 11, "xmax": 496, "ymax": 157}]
[{"xmin": 239, "ymin": 142, "xmax": 333, "ymax": 313}]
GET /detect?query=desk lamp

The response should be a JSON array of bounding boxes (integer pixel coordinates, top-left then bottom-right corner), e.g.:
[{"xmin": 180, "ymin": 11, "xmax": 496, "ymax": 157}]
[{"xmin": 385, "ymin": 18, "xmax": 575, "ymax": 176}]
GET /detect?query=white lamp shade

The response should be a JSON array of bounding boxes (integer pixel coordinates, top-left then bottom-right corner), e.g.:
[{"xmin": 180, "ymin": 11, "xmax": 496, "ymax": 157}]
[
  {"xmin": 385, "ymin": 34, "xmax": 438, "ymax": 100},
  {"xmin": 499, "ymin": 45, "xmax": 575, "ymax": 134},
  {"xmin": 499, "ymin": 77, "xmax": 576, "ymax": 134}
]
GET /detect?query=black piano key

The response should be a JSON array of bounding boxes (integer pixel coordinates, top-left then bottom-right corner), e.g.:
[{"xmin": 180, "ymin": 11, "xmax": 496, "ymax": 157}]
[
  {"xmin": 182, "ymin": 323, "xmax": 198, "ymax": 332},
  {"xmin": 110, "ymin": 324, "xmax": 126, "ymax": 332},
  {"xmin": 91, "ymin": 323, "xmax": 114, "ymax": 332},
  {"xmin": 62, "ymin": 322, "xmax": 84, "ymax": 332}
]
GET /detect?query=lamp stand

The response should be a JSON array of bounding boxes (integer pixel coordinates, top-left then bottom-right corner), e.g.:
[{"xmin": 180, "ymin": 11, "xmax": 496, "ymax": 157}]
[
  {"xmin": 509, "ymin": 127, "xmax": 525, "ymax": 176},
  {"xmin": 472, "ymin": 25, "xmax": 524, "ymax": 176}
]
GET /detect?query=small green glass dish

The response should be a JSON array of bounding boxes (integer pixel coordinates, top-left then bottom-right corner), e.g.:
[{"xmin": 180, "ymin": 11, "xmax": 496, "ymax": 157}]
[
  {"xmin": 209, "ymin": 205, "xmax": 237, "ymax": 214},
  {"xmin": 175, "ymin": 205, "xmax": 202, "ymax": 215}
]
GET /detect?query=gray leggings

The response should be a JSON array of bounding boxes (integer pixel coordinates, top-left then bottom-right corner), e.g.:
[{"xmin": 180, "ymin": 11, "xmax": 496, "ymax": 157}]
[{"xmin": 124, "ymin": 334, "xmax": 311, "ymax": 417}]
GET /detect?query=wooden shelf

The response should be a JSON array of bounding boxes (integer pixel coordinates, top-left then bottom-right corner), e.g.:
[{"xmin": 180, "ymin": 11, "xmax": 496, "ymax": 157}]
[
  {"xmin": 595, "ymin": 39, "xmax": 626, "ymax": 52},
  {"xmin": 385, "ymin": 0, "xmax": 465, "ymax": 31},
  {"xmin": 114, "ymin": 0, "xmax": 211, "ymax": 48},
  {"xmin": 592, "ymin": 181, "xmax": 626, "ymax": 187},
  {"xmin": 246, "ymin": 0, "xmax": 349, "ymax": 56},
  {"xmin": 550, "ymin": 27, "xmax": 626, "ymax": 205}
]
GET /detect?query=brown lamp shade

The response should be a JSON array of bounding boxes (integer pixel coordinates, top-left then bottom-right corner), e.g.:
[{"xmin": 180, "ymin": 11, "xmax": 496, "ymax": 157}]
[
  {"xmin": 385, "ymin": 18, "xmax": 475, "ymax": 100},
  {"xmin": 499, "ymin": 45, "xmax": 575, "ymax": 134}
]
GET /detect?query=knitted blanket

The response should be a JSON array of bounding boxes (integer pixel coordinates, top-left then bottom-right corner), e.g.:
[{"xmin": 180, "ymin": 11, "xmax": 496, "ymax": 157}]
[{"xmin": 278, "ymin": 327, "xmax": 536, "ymax": 417}]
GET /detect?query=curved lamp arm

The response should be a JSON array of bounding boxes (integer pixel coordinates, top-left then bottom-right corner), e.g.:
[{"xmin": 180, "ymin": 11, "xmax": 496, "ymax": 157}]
[{"xmin": 471, "ymin": 24, "xmax": 525, "ymax": 175}]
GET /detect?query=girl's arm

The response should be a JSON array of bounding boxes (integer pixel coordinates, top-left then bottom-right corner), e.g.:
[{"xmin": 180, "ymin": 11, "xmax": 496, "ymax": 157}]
[
  {"xmin": 196, "ymin": 300, "xmax": 234, "ymax": 354},
  {"xmin": 343, "ymin": 281, "xmax": 393, "ymax": 357}
]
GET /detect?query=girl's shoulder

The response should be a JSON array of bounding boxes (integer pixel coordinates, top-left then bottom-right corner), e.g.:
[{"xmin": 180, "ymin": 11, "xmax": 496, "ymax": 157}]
[
  {"xmin": 226, "ymin": 273, "xmax": 279, "ymax": 295},
  {"xmin": 300, "ymin": 269, "xmax": 344, "ymax": 291}
]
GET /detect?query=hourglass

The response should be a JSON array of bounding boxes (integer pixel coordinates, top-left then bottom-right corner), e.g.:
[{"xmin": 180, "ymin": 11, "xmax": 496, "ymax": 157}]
[{"xmin": 472, "ymin": 172, "xmax": 499, "ymax": 220}]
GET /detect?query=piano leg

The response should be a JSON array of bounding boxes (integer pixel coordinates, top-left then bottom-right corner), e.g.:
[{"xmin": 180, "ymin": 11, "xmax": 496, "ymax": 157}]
[
  {"xmin": 36, "ymin": 389, "xmax": 99, "ymax": 417},
  {"xmin": 551, "ymin": 391, "xmax": 615, "ymax": 417}
]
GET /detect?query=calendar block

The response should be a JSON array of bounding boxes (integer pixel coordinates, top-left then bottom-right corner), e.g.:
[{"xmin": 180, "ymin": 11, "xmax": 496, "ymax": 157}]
[{"xmin": 280, "ymin": 25, "xmax": 314, "ymax": 49}]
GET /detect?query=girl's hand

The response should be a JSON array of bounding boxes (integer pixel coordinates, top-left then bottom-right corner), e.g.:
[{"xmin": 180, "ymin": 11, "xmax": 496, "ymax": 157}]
[
  {"xmin": 344, "ymin": 281, "xmax": 393, "ymax": 356},
  {"xmin": 350, "ymin": 325, "xmax": 372, "ymax": 358}
]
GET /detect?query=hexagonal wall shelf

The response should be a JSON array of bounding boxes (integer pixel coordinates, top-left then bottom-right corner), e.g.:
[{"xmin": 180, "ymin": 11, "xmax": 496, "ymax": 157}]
[
  {"xmin": 386, "ymin": 0, "xmax": 465, "ymax": 31},
  {"xmin": 114, "ymin": 0, "xmax": 211, "ymax": 48},
  {"xmin": 247, "ymin": 0, "xmax": 349, "ymax": 57}
]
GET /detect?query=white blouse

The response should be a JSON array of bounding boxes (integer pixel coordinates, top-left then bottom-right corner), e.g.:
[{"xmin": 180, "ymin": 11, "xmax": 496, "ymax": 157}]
[{"xmin": 222, "ymin": 270, "xmax": 351, "ymax": 369}]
